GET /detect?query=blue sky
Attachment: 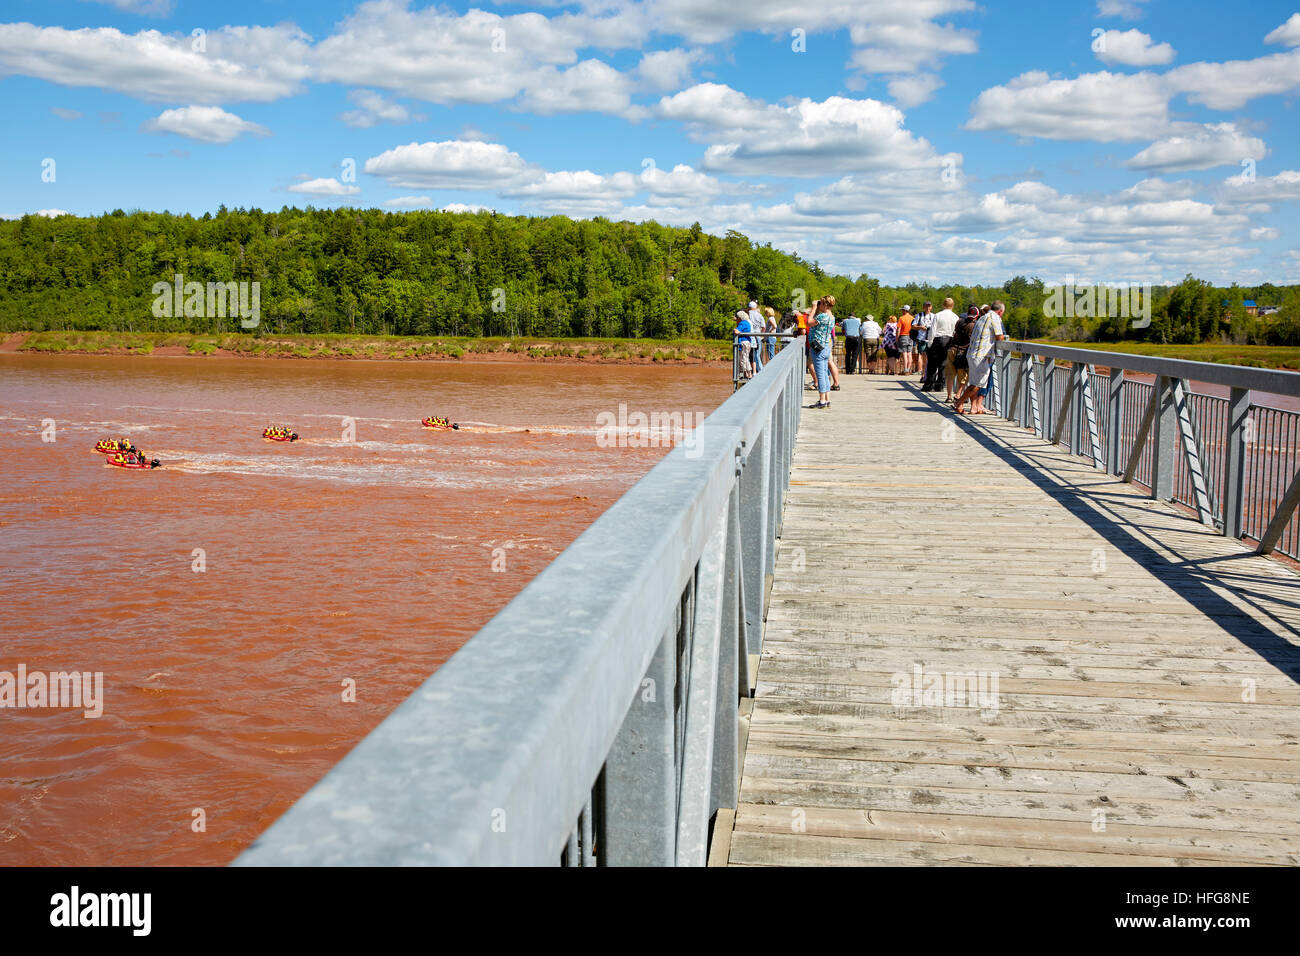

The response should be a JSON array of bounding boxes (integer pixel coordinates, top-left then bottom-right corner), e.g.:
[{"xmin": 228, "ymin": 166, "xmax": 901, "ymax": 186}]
[{"xmin": 3, "ymin": 0, "xmax": 1300, "ymax": 285}]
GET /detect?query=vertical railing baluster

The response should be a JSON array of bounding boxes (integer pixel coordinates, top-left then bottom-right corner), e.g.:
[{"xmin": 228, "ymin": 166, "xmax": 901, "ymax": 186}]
[
  {"xmin": 600, "ymin": 621, "xmax": 679, "ymax": 866},
  {"xmin": 1150, "ymin": 375, "xmax": 1176, "ymax": 501},
  {"xmin": 1108, "ymin": 367, "xmax": 1124, "ymax": 476},
  {"xmin": 1021, "ymin": 355, "xmax": 1032, "ymax": 428},
  {"xmin": 738, "ymin": 433, "xmax": 767, "ymax": 655},
  {"xmin": 765, "ymin": 404, "xmax": 779, "ymax": 583},
  {"xmin": 1069, "ymin": 364, "xmax": 1083, "ymax": 456}
]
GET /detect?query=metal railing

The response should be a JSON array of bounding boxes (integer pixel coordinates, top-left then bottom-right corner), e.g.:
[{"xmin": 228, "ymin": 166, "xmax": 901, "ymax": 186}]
[
  {"xmin": 991, "ymin": 341, "xmax": 1300, "ymax": 561},
  {"xmin": 235, "ymin": 336, "xmax": 806, "ymax": 866}
]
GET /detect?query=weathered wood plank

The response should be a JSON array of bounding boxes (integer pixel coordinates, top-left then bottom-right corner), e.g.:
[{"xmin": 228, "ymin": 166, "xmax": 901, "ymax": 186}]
[{"xmin": 732, "ymin": 376, "xmax": 1300, "ymax": 866}]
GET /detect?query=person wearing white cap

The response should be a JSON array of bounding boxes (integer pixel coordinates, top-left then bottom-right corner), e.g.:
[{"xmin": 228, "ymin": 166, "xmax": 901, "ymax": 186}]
[{"xmin": 747, "ymin": 301, "xmax": 764, "ymax": 372}]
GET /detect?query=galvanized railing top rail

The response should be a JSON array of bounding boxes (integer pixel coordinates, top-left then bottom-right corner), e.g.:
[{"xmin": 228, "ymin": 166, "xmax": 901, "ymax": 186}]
[
  {"xmin": 991, "ymin": 340, "xmax": 1300, "ymax": 560},
  {"xmin": 236, "ymin": 336, "xmax": 806, "ymax": 867}
]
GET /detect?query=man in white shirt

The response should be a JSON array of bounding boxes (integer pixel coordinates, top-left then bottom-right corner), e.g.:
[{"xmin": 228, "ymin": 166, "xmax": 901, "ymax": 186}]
[
  {"xmin": 861, "ymin": 314, "xmax": 882, "ymax": 373},
  {"xmin": 747, "ymin": 302, "xmax": 764, "ymax": 372},
  {"xmin": 923, "ymin": 297, "xmax": 960, "ymax": 392}
]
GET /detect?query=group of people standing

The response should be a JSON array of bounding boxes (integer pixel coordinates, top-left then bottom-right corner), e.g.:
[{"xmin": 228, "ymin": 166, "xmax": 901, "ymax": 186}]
[
  {"xmin": 733, "ymin": 301, "xmax": 785, "ymax": 380},
  {"xmin": 734, "ymin": 295, "xmax": 1007, "ymax": 415},
  {"xmin": 847, "ymin": 298, "xmax": 1007, "ymax": 412}
]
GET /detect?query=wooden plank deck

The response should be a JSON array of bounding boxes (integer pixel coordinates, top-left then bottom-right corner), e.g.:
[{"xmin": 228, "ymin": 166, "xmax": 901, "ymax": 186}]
[{"xmin": 728, "ymin": 373, "xmax": 1300, "ymax": 866}]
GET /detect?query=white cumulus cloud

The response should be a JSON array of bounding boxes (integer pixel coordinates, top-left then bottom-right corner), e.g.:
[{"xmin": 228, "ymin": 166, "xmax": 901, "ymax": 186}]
[
  {"xmin": 140, "ymin": 105, "xmax": 270, "ymax": 143},
  {"xmin": 1126, "ymin": 123, "xmax": 1265, "ymax": 173},
  {"xmin": 0, "ymin": 23, "xmax": 311, "ymax": 103},
  {"xmin": 1094, "ymin": 29, "xmax": 1175, "ymax": 67},
  {"xmin": 287, "ymin": 178, "xmax": 361, "ymax": 196},
  {"xmin": 1265, "ymin": 12, "xmax": 1300, "ymax": 46},
  {"xmin": 365, "ymin": 140, "xmax": 539, "ymax": 190}
]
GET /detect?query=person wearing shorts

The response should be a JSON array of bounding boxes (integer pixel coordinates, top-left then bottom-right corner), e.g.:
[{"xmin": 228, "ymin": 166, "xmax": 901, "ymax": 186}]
[
  {"xmin": 896, "ymin": 306, "xmax": 915, "ymax": 374},
  {"xmin": 882, "ymin": 316, "xmax": 900, "ymax": 374},
  {"xmin": 897, "ymin": 326, "xmax": 914, "ymax": 369},
  {"xmin": 861, "ymin": 315, "xmax": 881, "ymax": 373},
  {"xmin": 915, "ymin": 302, "xmax": 933, "ymax": 382}
]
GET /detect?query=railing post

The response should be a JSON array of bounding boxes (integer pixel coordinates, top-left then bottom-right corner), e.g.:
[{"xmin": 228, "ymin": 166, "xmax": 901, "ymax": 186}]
[
  {"xmin": 739, "ymin": 433, "xmax": 768, "ymax": 651},
  {"xmin": 1069, "ymin": 364, "xmax": 1084, "ymax": 456},
  {"xmin": 1020, "ymin": 355, "xmax": 1031, "ymax": 428},
  {"xmin": 676, "ymin": 509, "xmax": 729, "ymax": 866},
  {"xmin": 765, "ymin": 404, "xmax": 780, "ymax": 575},
  {"xmin": 1107, "ymin": 367, "xmax": 1124, "ymax": 476},
  {"xmin": 1043, "ymin": 359, "xmax": 1054, "ymax": 439},
  {"xmin": 998, "ymin": 351, "xmax": 1010, "ymax": 418},
  {"xmin": 600, "ymin": 623, "xmax": 679, "ymax": 866},
  {"xmin": 1223, "ymin": 387, "xmax": 1249, "ymax": 539},
  {"xmin": 1150, "ymin": 375, "xmax": 1176, "ymax": 500}
]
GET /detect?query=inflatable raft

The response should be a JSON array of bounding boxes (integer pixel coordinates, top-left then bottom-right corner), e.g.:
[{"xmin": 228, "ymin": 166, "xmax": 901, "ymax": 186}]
[
  {"xmin": 107, "ymin": 454, "xmax": 160, "ymax": 470},
  {"xmin": 422, "ymin": 417, "xmax": 459, "ymax": 430},
  {"xmin": 263, "ymin": 427, "xmax": 298, "ymax": 442},
  {"xmin": 94, "ymin": 439, "xmax": 134, "ymax": 455}
]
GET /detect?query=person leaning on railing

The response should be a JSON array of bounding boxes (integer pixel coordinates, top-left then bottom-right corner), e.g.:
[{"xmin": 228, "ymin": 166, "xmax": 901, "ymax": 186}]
[{"xmin": 956, "ymin": 300, "xmax": 1005, "ymax": 415}]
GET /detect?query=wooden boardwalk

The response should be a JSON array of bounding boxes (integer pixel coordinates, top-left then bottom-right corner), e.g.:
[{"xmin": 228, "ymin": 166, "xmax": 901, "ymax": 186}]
[{"xmin": 723, "ymin": 373, "xmax": 1300, "ymax": 866}]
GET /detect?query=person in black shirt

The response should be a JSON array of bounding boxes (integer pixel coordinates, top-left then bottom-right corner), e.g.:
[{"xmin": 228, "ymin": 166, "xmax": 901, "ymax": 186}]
[{"xmin": 948, "ymin": 306, "xmax": 978, "ymax": 405}]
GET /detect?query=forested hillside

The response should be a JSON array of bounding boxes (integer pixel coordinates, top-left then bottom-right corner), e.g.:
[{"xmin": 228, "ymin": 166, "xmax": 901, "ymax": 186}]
[
  {"xmin": 3, "ymin": 207, "xmax": 1299, "ymax": 344},
  {"xmin": 0, "ymin": 207, "xmax": 845, "ymax": 339}
]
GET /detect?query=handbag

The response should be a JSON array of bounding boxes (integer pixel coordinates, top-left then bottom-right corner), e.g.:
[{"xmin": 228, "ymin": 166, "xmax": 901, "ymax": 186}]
[{"xmin": 952, "ymin": 347, "xmax": 968, "ymax": 370}]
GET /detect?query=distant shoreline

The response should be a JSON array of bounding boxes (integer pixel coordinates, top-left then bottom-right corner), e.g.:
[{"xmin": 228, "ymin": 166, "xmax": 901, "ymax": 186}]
[{"xmin": 1, "ymin": 331, "xmax": 733, "ymax": 366}]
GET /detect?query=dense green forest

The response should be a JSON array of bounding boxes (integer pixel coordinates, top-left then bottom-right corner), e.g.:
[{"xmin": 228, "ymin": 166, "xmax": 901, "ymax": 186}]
[{"xmin": 2, "ymin": 207, "xmax": 1299, "ymax": 345}]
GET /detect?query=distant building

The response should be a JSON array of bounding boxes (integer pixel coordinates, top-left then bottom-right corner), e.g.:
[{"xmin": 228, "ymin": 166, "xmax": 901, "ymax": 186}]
[
  {"xmin": 1243, "ymin": 299, "xmax": 1258, "ymax": 316},
  {"xmin": 1259, "ymin": 305, "xmax": 1280, "ymax": 316}
]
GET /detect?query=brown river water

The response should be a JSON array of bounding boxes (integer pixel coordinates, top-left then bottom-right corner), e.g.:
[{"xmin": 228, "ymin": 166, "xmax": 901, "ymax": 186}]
[{"xmin": 0, "ymin": 354, "xmax": 724, "ymax": 865}]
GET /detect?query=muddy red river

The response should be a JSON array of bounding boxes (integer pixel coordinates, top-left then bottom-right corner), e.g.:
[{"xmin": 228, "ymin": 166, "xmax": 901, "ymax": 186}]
[{"xmin": 0, "ymin": 354, "xmax": 724, "ymax": 865}]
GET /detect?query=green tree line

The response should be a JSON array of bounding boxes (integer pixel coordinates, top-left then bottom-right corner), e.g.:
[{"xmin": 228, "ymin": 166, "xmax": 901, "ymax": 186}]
[
  {"xmin": 2, "ymin": 207, "xmax": 1298, "ymax": 344},
  {"xmin": 0, "ymin": 207, "xmax": 837, "ymax": 339}
]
